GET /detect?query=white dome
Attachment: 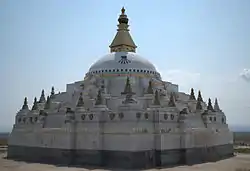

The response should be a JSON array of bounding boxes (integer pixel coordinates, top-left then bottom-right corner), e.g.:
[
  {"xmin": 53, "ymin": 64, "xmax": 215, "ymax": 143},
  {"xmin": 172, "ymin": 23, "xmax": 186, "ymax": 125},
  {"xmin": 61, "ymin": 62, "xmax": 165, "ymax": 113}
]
[{"xmin": 89, "ymin": 52, "xmax": 157, "ymax": 73}]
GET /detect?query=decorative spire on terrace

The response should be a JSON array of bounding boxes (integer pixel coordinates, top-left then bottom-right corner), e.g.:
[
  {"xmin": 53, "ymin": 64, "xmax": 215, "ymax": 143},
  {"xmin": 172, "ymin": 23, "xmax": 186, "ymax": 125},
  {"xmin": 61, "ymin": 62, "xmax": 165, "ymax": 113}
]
[
  {"xmin": 22, "ymin": 97, "xmax": 29, "ymax": 110},
  {"xmin": 207, "ymin": 98, "xmax": 214, "ymax": 111},
  {"xmin": 153, "ymin": 90, "xmax": 161, "ymax": 106},
  {"xmin": 109, "ymin": 7, "xmax": 137, "ymax": 53},
  {"xmin": 31, "ymin": 97, "xmax": 38, "ymax": 110},
  {"xmin": 197, "ymin": 90, "xmax": 203, "ymax": 102},
  {"xmin": 39, "ymin": 89, "xmax": 46, "ymax": 103},
  {"xmin": 189, "ymin": 88, "xmax": 196, "ymax": 100},
  {"xmin": 214, "ymin": 98, "xmax": 221, "ymax": 112}
]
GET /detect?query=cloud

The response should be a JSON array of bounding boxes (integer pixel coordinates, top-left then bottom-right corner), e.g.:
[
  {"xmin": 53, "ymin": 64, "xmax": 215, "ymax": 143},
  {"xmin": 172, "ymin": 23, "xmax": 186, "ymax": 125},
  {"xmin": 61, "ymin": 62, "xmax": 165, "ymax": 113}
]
[
  {"xmin": 161, "ymin": 69, "xmax": 201, "ymax": 91},
  {"xmin": 240, "ymin": 68, "xmax": 250, "ymax": 82}
]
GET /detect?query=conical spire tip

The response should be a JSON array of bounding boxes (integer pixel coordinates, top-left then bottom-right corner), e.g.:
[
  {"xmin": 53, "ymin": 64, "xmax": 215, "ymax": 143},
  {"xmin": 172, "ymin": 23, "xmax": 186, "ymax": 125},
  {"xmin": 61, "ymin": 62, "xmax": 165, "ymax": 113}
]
[{"xmin": 121, "ymin": 7, "xmax": 125, "ymax": 14}]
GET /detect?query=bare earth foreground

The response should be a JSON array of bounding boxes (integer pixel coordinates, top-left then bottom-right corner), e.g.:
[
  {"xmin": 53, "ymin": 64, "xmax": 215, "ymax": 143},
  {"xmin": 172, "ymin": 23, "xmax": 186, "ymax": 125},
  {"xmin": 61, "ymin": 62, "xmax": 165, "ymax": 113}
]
[{"xmin": 1, "ymin": 152, "xmax": 250, "ymax": 171}]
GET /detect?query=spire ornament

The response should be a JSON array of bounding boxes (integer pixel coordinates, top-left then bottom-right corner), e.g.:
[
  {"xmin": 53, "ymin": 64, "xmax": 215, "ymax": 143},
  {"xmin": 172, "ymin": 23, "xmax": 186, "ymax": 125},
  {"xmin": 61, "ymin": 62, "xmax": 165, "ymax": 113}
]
[
  {"xmin": 50, "ymin": 86, "xmax": 55, "ymax": 97},
  {"xmin": 77, "ymin": 92, "xmax": 84, "ymax": 107},
  {"xmin": 39, "ymin": 89, "xmax": 46, "ymax": 103},
  {"xmin": 207, "ymin": 98, "xmax": 214, "ymax": 111},
  {"xmin": 196, "ymin": 95, "xmax": 203, "ymax": 111},
  {"xmin": 189, "ymin": 88, "xmax": 196, "ymax": 100},
  {"xmin": 121, "ymin": 77, "xmax": 135, "ymax": 95},
  {"xmin": 153, "ymin": 90, "xmax": 161, "ymax": 106},
  {"xmin": 121, "ymin": 7, "xmax": 125, "ymax": 14},
  {"xmin": 197, "ymin": 90, "xmax": 203, "ymax": 102},
  {"xmin": 22, "ymin": 97, "xmax": 29, "ymax": 110},
  {"xmin": 146, "ymin": 80, "xmax": 154, "ymax": 94},
  {"xmin": 214, "ymin": 98, "xmax": 221, "ymax": 112},
  {"xmin": 109, "ymin": 7, "xmax": 137, "ymax": 52},
  {"xmin": 168, "ymin": 93, "xmax": 176, "ymax": 107},
  {"xmin": 95, "ymin": 90, "xmax": 103, "ymax": 105},
  {"xmin": 32, "ymin": 97, "xmax": 38, "ymax": 110},
  {"xmin": 120, "ymin": 77, "xmax": 137, "ymax": 104}
]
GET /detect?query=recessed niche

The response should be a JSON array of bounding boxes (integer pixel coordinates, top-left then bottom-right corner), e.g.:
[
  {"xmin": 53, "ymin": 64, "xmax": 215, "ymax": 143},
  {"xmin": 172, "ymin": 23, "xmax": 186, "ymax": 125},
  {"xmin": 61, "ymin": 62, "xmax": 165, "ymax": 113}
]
[
  {"xmin": 89, "ymin": 114, "xmax": 93, "ymax": 120},
  {"xmin": 119, "ymin": 112, "xmax": 124, "ymax": 119},
  {"xmin": 164, "ymin": 114, "xmax": 168, "ymax": 120},
  {"xmin": 136, "ymin": 112, "xmax": 141, "ymax": 119},
  {"xmin": 109, "ymin": 113, "xmax": 115, "ymax": 120},
  {"xmin": 81, "ymin": 114, "xmax": 86, "ymax": 120}
]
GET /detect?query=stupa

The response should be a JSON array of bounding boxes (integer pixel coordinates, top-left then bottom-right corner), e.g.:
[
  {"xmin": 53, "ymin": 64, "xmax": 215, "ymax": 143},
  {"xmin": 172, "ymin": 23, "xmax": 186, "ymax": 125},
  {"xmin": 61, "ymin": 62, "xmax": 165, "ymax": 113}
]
[{"xmin": 7, "ymin": 7, "xmax": 233, "ymax": 169}]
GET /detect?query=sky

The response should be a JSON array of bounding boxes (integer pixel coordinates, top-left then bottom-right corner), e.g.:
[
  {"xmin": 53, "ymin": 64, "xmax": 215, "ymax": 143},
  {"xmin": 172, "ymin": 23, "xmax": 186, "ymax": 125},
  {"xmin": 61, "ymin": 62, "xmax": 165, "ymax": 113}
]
[{"xmin": 0, "ymin": 0, "xmax": 250, "ymax": 132}]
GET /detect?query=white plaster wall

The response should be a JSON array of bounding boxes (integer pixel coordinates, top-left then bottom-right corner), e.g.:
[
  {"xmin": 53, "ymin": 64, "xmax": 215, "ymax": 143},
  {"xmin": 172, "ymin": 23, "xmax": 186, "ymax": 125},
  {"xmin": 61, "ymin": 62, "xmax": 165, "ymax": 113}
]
[
  {"xmin": 158, "ymin": 133, "xmax": 181, "ymax": 150},
  {"xmin": 178, "ymin": 92, "xmax": 189, "ymax": 101},
  {"xmin": 9, "ymin": 128, "xmax": 71, "ymax": 149},
  {"xmin": 76, "ymin": 133, "xmax": 102, "ymax": 150},
  {"xmin": 183, "ymin": 128, "xmax": 234, "ymax": 148},
  {"xmin": 103, "ymin": 121, "xmax": 153, "ymax": 134},
  {"xmin": 53, "ymin": 92, "xmax": 69, "ymax": 103},
  {"xmin": 184, "ymin": 113, "xmax": 206, "ymax": 129},
  {"xmin": 106, "ymin": 98, "xmax": 124, "ymax": 111},
  {"xmin": 43, "ymin": 114, "xmax": 65, "ymax": 128}
]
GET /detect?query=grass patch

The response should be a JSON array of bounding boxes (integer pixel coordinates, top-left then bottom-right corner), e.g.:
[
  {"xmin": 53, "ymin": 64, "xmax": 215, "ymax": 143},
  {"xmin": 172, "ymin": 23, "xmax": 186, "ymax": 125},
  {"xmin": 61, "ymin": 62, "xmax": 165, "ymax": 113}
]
[{"xmin": 234, "ymin": 148, "xmax": 250, "ymax": 154}]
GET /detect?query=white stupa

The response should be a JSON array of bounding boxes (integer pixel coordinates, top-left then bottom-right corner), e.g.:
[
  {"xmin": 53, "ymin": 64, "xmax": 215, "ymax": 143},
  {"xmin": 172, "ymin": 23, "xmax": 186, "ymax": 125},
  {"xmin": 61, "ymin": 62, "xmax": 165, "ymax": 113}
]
[{"xmin": 7, "ymin": 7, "xmax": 234, "ymax": 169}]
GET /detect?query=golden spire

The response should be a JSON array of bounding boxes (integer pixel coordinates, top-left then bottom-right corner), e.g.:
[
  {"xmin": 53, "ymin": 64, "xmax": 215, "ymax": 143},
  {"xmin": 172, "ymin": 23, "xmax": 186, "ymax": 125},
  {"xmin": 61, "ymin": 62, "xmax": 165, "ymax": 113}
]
[{"xmin": 109, "ymin": 7, "xmax": 137, "ymax": 53}]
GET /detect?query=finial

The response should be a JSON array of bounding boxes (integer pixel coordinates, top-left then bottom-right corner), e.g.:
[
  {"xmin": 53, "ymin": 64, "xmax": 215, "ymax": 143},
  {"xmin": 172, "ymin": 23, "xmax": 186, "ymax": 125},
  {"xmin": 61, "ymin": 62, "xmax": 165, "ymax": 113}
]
[
  {"xmin": 121, "ymin": 77, "xmax": 134, "ymax": 95},
  {"xmin": 121, "ymin": 7, "xmax": 125, "ymax": 14},
  {"xmin": 39, "ymin": 89, "xmax": 46, "ymax": 103},
  {"xmin": 121, "ymin": 77, "xmax": 137, "ymax": 104},
  {"xmin": 168, "ymin": 92, "xmax": 176, "ymax": 107},
  {"xmin": 197, "ymin": 90, "xmax": 203, "ymax": 102},
  {"xmin": 109, "ymin": 7, "xmax": 137, "ymax": 52},
  {"xmin": 32, "ymin": 97, "xmax": 38, "ymax": 110},
  {"xmin": 77, "ymin": 92, "xmax": 84, "ymax": 107},
  {"xmin": 44, "ymin": 96, "xmax": 50, "ymax": 109},
  {"xmin": 22, "ymin": 97, "xmax": 29, "ymax": 110},
  {"xmin": 207, "ymin": 98, "xmax": 214, "ymax": 111},
  {"xmin": 153, "ymin": 90, "xmax": 161, "ymax": 105},
  {"xmin": 95, "ymin": 90, "xmax": 103, "ymax": 105},
  {"xmin": 214, "ymin": 98, "xmax": 221, "ymax": 112},
  {"xmin": 51, "ymin": 86, "xmax": 55, "ymax": 97},
  {"xmin": 146, "ymin": 80, "xmax": 154, "ymax": 94},
  {"xmin": 189, "ymin": 88, "xmax": 196, "ymax": 100}
]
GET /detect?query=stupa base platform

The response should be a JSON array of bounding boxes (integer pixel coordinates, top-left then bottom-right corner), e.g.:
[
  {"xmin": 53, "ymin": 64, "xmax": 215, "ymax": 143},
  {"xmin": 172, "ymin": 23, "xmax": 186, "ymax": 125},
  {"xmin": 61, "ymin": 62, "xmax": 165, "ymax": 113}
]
[{"xmin": 7, "ymin": 144, "xmax": 234, "ymax": 169}]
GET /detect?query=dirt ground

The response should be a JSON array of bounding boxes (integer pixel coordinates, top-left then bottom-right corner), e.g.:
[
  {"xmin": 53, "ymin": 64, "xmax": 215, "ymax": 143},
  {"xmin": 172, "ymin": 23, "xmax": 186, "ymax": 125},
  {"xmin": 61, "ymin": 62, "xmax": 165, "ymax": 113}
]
[{"xmin": 1, "ymin": 153, "xmax": 250, "ymax": 171}]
